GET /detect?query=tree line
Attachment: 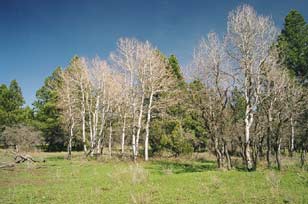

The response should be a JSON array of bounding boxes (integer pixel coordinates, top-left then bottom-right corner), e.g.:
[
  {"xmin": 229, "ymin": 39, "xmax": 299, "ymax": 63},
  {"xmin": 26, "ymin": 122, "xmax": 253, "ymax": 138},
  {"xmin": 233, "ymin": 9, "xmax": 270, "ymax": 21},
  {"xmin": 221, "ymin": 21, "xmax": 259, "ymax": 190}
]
[{"xmin": 0, "ymin": 5, "xmax": 307, "ymax": 171}]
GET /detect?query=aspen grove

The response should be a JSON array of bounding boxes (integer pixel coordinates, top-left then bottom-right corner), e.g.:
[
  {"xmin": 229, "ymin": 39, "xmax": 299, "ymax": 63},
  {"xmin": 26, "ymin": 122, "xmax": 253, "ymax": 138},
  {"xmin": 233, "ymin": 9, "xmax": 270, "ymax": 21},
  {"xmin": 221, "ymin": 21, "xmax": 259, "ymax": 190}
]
[
  {"xmin": 2, "ymin": 4, "xmax": 308, "ymax": 172},
  {"xmin": 49, "ymin": 5, "xmax": 307, "ymax": 170}
]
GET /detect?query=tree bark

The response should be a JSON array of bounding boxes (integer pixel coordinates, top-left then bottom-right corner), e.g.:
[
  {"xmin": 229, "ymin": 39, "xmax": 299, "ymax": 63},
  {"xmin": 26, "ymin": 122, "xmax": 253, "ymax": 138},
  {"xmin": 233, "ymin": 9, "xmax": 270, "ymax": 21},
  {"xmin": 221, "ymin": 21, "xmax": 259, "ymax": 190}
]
[
  {"xmin": 67, "ymin": 121, "xmax": 74, "ymax": 160},
  {"xmin": 108, "ymin": 121, "xmax": 112, "ymax": 158},
  {"xmin": 144, "ymin": 91, "xmax": 153, "ymax": 161},
  {"xmin": 135, "ymin": 92, "xmax": 145, "ymax": 158},
  {"xmin": 97, "ymin": 105, "xmax": 107, "ymax": 155},
  {"xmin": 289, "ymin": 116, "xmax": 295, "ymax": 157},
  {"xmin": 275, "ymin": 138, "xmax": 282, "ymax": 171},
  {"xmin": 300, "ymin": 149, "xmax": 306, "ymax": 168},
  {"xmin": 224, "ymin": 141, "xmax": 231, "ymax": 170},
  {"xmin": 67, "ymin": 91, "xmax": 74, "ymax": 160},
  {"xmin": 121, "ymin": 113, "xmax": 126, "ymax": 156},
  {"xmin": 252, "ymin": 142, "xmax": 259, "ymax": 170},
  {"xmin": 266, "ymin": 133, "xmax": 271, "ymax": 168},
  {"xmin": 266, "ymin": 103, "xmax": 273, "ymax": 168},
  {"xmin": 244, "ymin": 100, "xmax": 254, "ymax": 170},
  {"xmin": 214, "ymin": 138, "xmax": 223, "ymax": 169},
  {"xmin": 80, "ymin": 83, "xmax": 87, "ymax": 155},
  {"xmin": 132, "ymin": 101, "xmax": 137, "ymax": 161}
]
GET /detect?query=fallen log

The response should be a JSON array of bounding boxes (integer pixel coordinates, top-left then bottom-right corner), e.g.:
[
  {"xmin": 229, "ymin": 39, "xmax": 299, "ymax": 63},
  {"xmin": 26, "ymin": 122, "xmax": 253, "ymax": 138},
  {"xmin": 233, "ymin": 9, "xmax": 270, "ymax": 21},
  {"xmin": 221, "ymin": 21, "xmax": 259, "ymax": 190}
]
[
  {"xmin": 14, "ymin": 154, "xmax": 44, "ymax": 163},
  {"xmin": 0, "ymin": 162, "xmax": 15, "ymax": 169},
  {"xmin": 0, "ymin": 151, "xmax": 46, "ymax": 169}
]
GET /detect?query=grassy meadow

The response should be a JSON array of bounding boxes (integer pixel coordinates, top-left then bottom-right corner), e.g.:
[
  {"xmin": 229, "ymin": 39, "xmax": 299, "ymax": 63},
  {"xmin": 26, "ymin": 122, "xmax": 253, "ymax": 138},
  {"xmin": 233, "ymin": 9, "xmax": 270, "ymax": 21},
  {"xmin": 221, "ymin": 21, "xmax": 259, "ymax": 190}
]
[{"xmin": 0, "ymin": 150, "xmax": 308, "ymax": 204}]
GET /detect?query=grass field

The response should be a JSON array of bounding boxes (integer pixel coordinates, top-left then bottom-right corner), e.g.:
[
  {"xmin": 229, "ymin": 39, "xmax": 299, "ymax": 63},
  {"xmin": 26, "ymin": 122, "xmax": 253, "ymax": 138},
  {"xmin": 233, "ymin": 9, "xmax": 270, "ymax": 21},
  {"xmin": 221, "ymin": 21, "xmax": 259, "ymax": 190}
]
[{"xmin": 1, "ymin": 150, "xmax": 308, "ymax": 204}]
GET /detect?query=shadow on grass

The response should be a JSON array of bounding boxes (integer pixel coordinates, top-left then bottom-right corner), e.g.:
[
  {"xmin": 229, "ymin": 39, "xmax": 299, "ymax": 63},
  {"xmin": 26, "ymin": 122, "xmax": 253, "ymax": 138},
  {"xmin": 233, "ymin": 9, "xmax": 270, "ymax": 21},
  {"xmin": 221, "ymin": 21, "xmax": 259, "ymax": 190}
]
[
  {"xmin": 234, "ymin": 165, "xmax": 248, "ymax": 172},
  {"xmin": 147, "ymin": 159, "xmax": 217, "ymax": 174},
  {"xmin": 46, "ymin": 156, "xmax": 65, "ymax": 161}
]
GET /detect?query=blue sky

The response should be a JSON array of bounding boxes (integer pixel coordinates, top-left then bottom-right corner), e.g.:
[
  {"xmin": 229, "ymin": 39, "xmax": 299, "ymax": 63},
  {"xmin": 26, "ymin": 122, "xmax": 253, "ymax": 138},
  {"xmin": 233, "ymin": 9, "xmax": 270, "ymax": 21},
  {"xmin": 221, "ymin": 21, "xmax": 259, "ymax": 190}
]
[{"xmin": 0, "ymin": 0, "xmax": 308, "ymax": 106}]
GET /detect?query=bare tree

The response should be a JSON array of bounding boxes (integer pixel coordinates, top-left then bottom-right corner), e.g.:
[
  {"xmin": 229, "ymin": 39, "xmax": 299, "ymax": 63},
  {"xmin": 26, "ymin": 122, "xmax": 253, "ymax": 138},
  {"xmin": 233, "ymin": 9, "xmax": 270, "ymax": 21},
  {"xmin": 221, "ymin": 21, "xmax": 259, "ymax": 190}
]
[
  {"xmin": 57, "ymin": 68, "xmax": 80, "ymax": 159},
  {"xmin": 111, "ymin": 38, "xmax": 147, "ymax": 160},
  {"xmin": 192, "ymin": 32, "xmax": 234, "ymax": 169},
  {"xmin": 2, "ymin": 125, "xmax": 43, "ymax": 152},
  {"xmin": 87, "ymin": 57, "xmax": 112, "ymax": 156},
  {"xmin": 117, "ymin": 74, "xmax": 130, "ymax": 156},
  {"xmin": 226, "ymin": 5, "xmax": 278, "ymax": 170},
  {"xmin": 64, "ymin": 57, "xmax": 90, "ymax": 155},
  {"xmin": 142, "ymin": 45, "xmax": 173, "ymax": 161}
]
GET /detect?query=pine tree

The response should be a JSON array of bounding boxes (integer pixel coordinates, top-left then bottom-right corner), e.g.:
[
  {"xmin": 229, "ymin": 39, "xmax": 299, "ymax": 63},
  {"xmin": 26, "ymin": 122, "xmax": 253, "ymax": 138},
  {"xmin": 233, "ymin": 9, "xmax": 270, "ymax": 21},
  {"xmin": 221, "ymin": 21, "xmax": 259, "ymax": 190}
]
[
  {"xmin": 0, "ymin": 80, "xmax": 25, "ymax": 126},
  {"xmin": 8, "ymin": 80, "xmax": 25, "ymax": 111},
  {"xmin": 278, "ymin": 10, "xmax": 308, "ymax": 82},
  {"xmin": 33, "ymin": 67, "xmax": 66, "ymax": 151}
]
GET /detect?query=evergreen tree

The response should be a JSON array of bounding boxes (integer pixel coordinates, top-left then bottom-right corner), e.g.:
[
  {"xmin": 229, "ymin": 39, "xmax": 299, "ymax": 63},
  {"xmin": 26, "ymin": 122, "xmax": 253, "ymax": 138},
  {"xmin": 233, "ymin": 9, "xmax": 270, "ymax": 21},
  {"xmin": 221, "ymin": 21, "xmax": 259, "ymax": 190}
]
[
  {"xmin": 33, "ymin": 67, "xmax": 66, "ymax": 151},
  {"xmin": 150, "ymin": 55, "xmax": 206, "ymax": 155},
  {"xmin": 278, "ymin": 10, "xmax": 308, "ymax": 82},
  {"xmin": 167, "ymin": 54, "xmax": 185, "ymax": 87},
  {"xmin": 8, "ymin": 80, "xmax": 25, "ymax": 110},
  {"xmin": 0, "ymin": 84, "xmax": 9, "ymax": 126},
  {"xmin": 278, "ymin": 10, "xmax": 308, "ymax": 162},
  {"xmin": 0, "ymin": 80, "xmax": 25, "ymax": 126}
]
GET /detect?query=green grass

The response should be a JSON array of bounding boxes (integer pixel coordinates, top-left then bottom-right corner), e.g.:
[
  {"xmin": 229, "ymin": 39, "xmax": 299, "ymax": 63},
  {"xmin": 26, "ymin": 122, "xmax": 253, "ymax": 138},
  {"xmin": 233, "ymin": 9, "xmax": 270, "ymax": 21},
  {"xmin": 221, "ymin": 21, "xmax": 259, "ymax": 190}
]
[{"xmin": 1, "ymin": 151, "xmax": 308, "ymax": 204}]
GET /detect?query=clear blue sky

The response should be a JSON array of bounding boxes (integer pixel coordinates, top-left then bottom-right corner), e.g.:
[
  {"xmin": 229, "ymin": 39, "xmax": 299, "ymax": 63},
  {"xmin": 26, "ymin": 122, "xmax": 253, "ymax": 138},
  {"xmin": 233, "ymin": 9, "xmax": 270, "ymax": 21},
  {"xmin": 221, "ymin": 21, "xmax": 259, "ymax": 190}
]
[{"xmin": 0, "ymin": 0, "xmax": 308, "ymax": 106}]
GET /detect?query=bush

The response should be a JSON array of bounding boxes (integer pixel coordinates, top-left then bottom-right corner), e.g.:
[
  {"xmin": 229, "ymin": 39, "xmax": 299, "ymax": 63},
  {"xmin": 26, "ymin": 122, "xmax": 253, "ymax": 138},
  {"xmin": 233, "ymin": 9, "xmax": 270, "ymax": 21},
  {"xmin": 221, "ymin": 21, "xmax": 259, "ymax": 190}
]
[
  {"xmin": 150, "ymin": 119, "xmax": 193, "ymax": 156},
  {"xmin": 1, "ymin": 124, "xmax": 43, "ymax": 152}
]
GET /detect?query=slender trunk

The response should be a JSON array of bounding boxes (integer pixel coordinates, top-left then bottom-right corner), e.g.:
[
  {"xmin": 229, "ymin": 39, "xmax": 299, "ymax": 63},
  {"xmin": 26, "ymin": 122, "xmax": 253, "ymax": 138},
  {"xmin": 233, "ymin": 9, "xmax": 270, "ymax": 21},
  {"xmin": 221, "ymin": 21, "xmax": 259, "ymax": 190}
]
[
  {"xmin": 81, "ymin": 111, "xmax": 87, "ymax": 155},
  {"xmin": 92, "ymin": 96, "xmax": 100, "ymax": 155},
  {"xmin": 243, "ymin": 68, "xmax": 255, "ymax": 171},
  {"xmin": 214, "ymin": 138, "xmax": 223, "ymax": 169},
  {"xmin": 129, "ymin": 70, "xmax": 137, "ymax": 161},
  {"xmin": 244, "ymin": 106, "xmax": 253, "ymax": 170},
  {"xmin": 289, "ymin": 116, "xmax": 295, "ymax": 157},
  {"xmin": 258, "ymin": 135, "xmax": 265, "ymax": 158},
  {"xmin": 267, "ymin": 103, "xmax": 273, "ymax": 168},
  {"xmin": 96, "ymin": 138, "xmax": 101, "ymax": 156},
  {"xmin": 238, "ymin": 136, "xmax": 246, "ymax": 164},
  {"xmin": 97, "ymin": 105, "xmax": 107, "ymax": 154},
  {"xmin": 267, "ymin": 134, "xmax": 271, "ymax": 168},
  {"xmin": 108, "ymin": 121, "xmax": 112, "ymax": 158},
  {"xmin": 245, "ymin": 142, "xmax": 253, "ymax": 170},
  {"xmin": 252, "ymin": 142, "xmax": 259, "ymax": 170},
  {"xmin": 135, "ymin": 93, "xmax": 145, "ymax": 158},
  {"xmin": 144, "ymin": 91, "xmax": 153, "ymax": 161},
  {"xmin": 275, "ymin": 114, "xmax": 283, "ymax": 171},
  {"xmin": 121, "ymin": 113, "xmax": 126, "ymax": 155},
  {"xmin": 132, "ymin": 101, "xmax": 137, "ymax": 161},
  {"xmin": 80, "ymin": 83, "xmax": 87, "ymax": 155},
  {"xmin": 275, "ymin": 138, "xmax": 282, "ymax": 170},
  {"xmin": 67, "ymin": 136, "xmax": 72, "ymax": 160},
  {"xmin": 300, "ymin": 149, "xmax": 306, "ymax": 168},
  {"xmin": 67, "ymin": 89, "xmax": 74, "ymax": 160},
  {"xmin": 224, "ymin": 141, "xmax": 231, "ymax": 170},
  {"xmin": 68, "ymin": 118, "xmax": 74, "ymax": 160},
  {"xmin": 99, "ymin": 138, "xmax": 104, "ymax": 155},
  {"xmin": 86, "ymin": 92, "xmax": 94, "ymax": 156}
]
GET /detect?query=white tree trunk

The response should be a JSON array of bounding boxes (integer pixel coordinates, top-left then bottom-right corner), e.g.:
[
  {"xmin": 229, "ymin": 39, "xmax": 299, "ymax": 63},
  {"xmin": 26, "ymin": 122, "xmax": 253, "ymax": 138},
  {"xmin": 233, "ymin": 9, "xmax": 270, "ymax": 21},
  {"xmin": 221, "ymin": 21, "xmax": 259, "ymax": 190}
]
[
  {"xmin": 97, "ymin": 105, "xmax": 108, "ymax": 154},
  {"xmin": 144, "ymin": 91, "xmax": 153, "ymax": 161},
  {"xmin": 93, "ymin": 95, "xmax": 100, "ymax": 149},
  {"xmin": 81, "ymin": 111, "xmax": 87, "ymax": 154},
  {"xmin": 121, "ymin": 113, "xmax": 126, "ymax": 155},
  {"xmin": 290, "ymin": 116, "xmax": 295, "ymax": 155},
  {"xmin": 68, "ymin": 93, "xmax": 75, "ymax": 160},
  {"xmin": 135, "ymin": 92, "xmax": 145, "ymax": 158},
  {"xmin": 68, "ymin": 120, "xmax": 74, "ymax": 160},
  {"xmin": 86, "ymin": 92, "xmax": 94, "ymax": 156},
  {"xmin": 132, "ymin": 100, "xmax": 137, "ymax": 160},
  {"xmin": 244, "ymin": 102, "xmax": 254, "ymax": 170},
  {"xmin": 108, "ymin": 121, "xmax": 112, "ymax": 158},
  {"xmin": 81, "ymin": 83, "xmax": 87, "ymax": 154}
]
